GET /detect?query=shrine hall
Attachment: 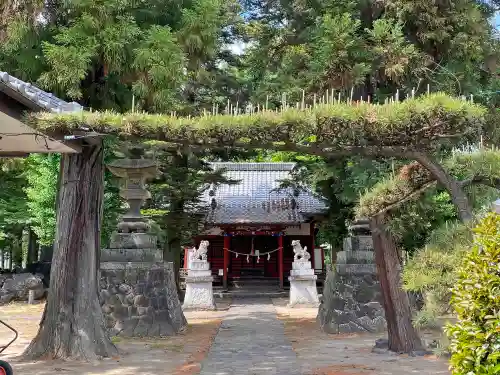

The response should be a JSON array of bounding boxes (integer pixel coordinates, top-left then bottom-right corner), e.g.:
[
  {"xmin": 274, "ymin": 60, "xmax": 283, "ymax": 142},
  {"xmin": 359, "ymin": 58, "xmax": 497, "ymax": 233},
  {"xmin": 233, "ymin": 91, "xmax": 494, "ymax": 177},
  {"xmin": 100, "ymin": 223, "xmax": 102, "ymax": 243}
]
[{"xmin": 185, "ymin": 162, "xmax": 328, "ymax": 290}]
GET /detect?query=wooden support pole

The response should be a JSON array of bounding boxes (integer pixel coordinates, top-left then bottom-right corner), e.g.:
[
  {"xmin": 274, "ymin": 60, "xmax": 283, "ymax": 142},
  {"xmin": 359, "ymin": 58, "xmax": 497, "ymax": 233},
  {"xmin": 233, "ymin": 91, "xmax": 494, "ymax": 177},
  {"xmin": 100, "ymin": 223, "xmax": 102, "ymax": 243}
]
[
  {"xmin": 223, "ymin": 235, "xmax": 230, "ymax": 290},
  {"xmin": 278, "ymin": 234, "xmax": 284, "ymax": 289}
]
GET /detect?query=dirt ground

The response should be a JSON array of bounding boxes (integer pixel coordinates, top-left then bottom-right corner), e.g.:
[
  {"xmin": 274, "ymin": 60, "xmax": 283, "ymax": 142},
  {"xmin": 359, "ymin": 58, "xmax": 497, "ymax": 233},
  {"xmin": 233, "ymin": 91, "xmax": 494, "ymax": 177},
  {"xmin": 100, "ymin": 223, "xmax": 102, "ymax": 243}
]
[
  {"xmin": 1, "ymin": 299, "xmax": 451, "ymax": 375},
  {"xmin": 0, "ymin": 302, "xmax": 227, "ymax": 375},
  {"xmin": 272, "ymin": 299, "xmax": 450, "ymax": 375}
]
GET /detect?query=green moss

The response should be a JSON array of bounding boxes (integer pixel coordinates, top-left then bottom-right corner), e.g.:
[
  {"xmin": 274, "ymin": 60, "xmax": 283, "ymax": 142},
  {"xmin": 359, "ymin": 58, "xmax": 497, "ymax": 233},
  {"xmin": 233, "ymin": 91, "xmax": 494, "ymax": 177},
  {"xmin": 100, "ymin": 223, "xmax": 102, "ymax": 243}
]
[{"xmin": 28, "ymin": 93, "xmax": 485, "ymax": 148}]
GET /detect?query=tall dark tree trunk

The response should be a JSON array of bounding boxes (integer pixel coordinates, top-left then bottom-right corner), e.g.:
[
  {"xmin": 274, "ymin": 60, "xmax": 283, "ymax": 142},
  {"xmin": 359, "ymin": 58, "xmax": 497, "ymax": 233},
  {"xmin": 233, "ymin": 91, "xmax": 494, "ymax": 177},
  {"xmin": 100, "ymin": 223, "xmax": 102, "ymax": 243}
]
[
  {"xmin": 164, "ymin": 225, "xmax": 183, "ymax": 293},
  {"xmin": 27, "ymin": 228, "xmax": 39, "ymax": 265},
  {"xmin": 13, "ymin": 232, "xmax": 23, "ymax": 268},
  {"xmin": 370, "ymin": 213, "xmax": 424, "ymax": 353},
  {"xmin": 40, "ymin": 245, "xmax": 53, "ymax": 262},
  {"xmin": 22, "ymin": 141, "xmax": 118, "ymax": 361}
]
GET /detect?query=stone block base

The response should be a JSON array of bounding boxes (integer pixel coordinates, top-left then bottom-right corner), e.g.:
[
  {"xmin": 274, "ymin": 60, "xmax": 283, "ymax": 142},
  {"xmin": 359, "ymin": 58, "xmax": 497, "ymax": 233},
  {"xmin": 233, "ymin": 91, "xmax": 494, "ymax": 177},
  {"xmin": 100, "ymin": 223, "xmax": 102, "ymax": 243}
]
[
  {"xmin": 288, "ymin": 276, "xmax": 319, "ymax": 307},
  {"xmin": 99, "ymin": 261, "xmax": 187, "ymax": 337},
  {"xmin": 317, "ymin": 269, "xmax": 387, "ymax": 334},
  {"xmin": 182, "ymin": 278, "xmax": 216, "ymax": 310}
]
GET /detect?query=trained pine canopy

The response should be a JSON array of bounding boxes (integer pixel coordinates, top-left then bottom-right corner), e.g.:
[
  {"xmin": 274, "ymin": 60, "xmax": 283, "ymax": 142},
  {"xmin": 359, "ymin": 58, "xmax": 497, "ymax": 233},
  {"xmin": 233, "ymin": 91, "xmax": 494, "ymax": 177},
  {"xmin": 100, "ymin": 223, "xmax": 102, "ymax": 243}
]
[
  {"xmin": 357, "ymin": 150, "xmax": 500, "ymax": 218},
  {"xmin": 28, "ymin": 93, "xmax": 485, "ymax": 150}
]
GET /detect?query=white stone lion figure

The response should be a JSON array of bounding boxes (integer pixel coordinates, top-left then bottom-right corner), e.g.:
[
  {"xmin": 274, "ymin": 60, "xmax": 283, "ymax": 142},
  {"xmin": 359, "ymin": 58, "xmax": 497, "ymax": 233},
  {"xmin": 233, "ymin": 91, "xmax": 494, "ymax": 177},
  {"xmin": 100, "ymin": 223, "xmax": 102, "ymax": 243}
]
[
  {"xmin": 292, "ymin": 240, "xmax": 310, "ymax": 262},
  {"xmin": 191, "ymin": 240, "xmax": 209, "ymax": 261}
]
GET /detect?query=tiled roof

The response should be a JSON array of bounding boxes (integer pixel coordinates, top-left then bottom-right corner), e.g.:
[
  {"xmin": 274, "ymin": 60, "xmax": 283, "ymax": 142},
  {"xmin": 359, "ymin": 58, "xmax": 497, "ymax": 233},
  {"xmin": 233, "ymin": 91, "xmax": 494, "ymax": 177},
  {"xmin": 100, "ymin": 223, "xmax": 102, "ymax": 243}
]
[
  {"xmin": 200, "ymin": 162, "xmax": 327, "ymax": 224},
  {"xmin": 0, "ymin": 72, "xmax": 82, "ymax": 113}
]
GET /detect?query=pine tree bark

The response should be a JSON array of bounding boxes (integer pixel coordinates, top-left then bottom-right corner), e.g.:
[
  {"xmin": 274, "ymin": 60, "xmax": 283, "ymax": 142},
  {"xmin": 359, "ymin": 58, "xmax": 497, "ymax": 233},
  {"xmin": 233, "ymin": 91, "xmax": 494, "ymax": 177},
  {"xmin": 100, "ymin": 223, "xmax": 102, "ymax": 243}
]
[
  {"xmin": 22, "ymin": 141, "xmax": 118, "ymax": 361},
  {"xmin": 370, "ymin": 213, "xmax": 424, "ymax": 353}
]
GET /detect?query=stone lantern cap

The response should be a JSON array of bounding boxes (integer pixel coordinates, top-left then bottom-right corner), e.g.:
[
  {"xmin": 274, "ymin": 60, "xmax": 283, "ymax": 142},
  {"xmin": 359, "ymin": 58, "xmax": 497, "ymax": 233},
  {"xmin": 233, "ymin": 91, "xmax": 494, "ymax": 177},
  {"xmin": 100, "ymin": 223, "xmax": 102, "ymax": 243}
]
[
  {"xmin": 107, "ymin": 159, "xmax": 157, "ymax": 179},
  {"xmin": 348, "ymin": 218, "xmax": 371, "ymax": 235}
]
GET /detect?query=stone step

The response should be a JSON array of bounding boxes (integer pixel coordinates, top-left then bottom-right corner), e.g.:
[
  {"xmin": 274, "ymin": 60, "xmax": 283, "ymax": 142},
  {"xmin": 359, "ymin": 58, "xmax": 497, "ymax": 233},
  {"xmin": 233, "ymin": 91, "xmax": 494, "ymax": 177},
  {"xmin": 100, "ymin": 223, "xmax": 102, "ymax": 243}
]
[
  {"xmin": 214, "ymin": 289, "xmax": 288, "ymax": 299},
  {"xmin": 231, "ymin": 280, "xmax": 279, "ymax": 287}
]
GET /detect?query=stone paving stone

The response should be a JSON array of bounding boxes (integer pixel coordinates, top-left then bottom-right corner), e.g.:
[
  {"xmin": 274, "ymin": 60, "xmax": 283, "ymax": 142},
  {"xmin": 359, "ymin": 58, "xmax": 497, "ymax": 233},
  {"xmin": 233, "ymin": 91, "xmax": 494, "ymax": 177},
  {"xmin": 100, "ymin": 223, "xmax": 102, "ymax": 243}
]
[{"xmin": 199, "ymin": 297, "xmax": 302, "ymax": 375}]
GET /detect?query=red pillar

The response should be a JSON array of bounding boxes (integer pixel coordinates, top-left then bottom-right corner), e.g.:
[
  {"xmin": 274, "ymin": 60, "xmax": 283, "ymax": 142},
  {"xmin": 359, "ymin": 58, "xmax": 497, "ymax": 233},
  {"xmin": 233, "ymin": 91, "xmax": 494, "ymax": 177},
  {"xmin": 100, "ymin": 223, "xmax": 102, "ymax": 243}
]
[
  {"xmin": 310, "ymin": 222, "xmax": 315, "ymax": 270},
  {"xmin": 223, "ymin": 235, "xmax": 230, "ymax": 290},
  {"xmin": 278, "ymin": 234, "xmax": 284, "ymax": 289},
  {"xmin": 183, "ymin": 247, "xmax": 189, "ymax": 268}
]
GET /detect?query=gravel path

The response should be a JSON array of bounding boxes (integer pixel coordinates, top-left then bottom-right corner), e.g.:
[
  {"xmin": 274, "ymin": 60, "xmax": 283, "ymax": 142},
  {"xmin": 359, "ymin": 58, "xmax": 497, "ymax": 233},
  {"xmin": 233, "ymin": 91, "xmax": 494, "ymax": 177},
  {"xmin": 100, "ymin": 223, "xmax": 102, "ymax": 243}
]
[{"xmin": 199, "ymin": 297, "xmax": 301, "ymax": 375}]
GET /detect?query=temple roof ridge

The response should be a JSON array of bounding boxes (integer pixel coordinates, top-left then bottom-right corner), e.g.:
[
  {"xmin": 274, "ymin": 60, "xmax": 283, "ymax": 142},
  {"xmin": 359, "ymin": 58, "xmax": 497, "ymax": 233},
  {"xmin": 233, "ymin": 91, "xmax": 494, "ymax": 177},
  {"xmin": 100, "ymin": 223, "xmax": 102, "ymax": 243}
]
[{"xmin": 209, "ymin": 162, "xmax": 296, "ymax": 172}]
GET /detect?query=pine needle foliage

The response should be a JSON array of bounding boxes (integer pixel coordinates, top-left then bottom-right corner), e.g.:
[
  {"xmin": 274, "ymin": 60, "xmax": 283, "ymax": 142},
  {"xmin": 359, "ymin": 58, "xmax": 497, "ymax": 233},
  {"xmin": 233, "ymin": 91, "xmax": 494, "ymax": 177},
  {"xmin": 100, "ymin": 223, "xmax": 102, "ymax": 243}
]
[
  {"xmin": 357, "ymin": 149, "xmax": 500, "ymax": 218},
  {"xmin": 358, "ymin": 149, "xmax": 500, "ymax": 321},
  {"xmin": 28, "ymin": 93, "xmax": 485, "ymax": 149}
]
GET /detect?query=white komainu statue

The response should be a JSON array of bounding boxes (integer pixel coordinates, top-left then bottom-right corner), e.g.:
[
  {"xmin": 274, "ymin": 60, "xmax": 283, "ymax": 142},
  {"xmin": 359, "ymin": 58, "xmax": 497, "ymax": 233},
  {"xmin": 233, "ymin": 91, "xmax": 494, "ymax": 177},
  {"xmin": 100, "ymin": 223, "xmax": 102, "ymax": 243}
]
[
  {"xmin": 292, "ymin": 240, "xmax": 310, "ymax": 262},
  {"xmin": 191, "ymin": 240, "xmax": 209, "ymax": 261}
]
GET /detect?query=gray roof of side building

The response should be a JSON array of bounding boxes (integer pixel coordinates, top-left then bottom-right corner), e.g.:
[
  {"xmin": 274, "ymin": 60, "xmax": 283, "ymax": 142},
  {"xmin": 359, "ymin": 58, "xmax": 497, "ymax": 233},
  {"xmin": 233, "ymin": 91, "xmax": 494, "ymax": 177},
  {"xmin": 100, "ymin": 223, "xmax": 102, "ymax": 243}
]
[
  {"xmin": 200, "ymin": 162, "xmax": 328, "ymax": 225},
  {"xmin": 0, "ymin": 71, "xmax": 83, "ymax": 113},
  {"xmin": 493, "ymin": 199, "xmax": 500, "ymax": 214}
]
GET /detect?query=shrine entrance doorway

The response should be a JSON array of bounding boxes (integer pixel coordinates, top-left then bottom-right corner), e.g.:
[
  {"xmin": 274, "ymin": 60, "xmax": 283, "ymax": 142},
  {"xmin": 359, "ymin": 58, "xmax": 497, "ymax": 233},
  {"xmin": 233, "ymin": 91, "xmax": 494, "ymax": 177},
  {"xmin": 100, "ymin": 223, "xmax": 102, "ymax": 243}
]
[{"xmin": 228, "ymin": 235, "xmax": 280, "ymax": 278}]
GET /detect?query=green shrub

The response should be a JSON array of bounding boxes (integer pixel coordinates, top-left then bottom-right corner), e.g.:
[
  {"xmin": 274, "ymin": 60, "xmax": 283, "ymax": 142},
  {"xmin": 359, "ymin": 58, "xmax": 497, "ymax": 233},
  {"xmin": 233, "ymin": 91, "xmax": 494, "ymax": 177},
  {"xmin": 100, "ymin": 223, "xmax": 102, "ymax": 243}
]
[{"xmin": 445, "ymin": 212, "xmax": 500, "ymax": 375}]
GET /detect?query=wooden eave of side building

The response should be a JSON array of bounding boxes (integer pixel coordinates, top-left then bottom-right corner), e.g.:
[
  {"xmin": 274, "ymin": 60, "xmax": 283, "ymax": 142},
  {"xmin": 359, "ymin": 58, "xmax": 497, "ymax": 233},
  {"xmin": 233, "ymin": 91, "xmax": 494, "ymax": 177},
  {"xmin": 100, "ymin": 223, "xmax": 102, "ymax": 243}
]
[{"xmin": 0, "ymin": 72, "xmax": 83, "ymax": 156}]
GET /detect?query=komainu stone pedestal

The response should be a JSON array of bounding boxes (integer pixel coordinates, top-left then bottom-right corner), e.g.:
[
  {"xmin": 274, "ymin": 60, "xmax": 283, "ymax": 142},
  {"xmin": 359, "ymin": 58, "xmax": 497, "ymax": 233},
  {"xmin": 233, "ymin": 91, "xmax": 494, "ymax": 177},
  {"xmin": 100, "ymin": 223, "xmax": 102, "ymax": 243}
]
[
  {"xmin": 288, "ymin": 261, "xmax": 319, "ymax": 307},
  {"xmin": 100, "ymin": 261, "xmax": 186, "ymax": 337},
  {"xmin": 182, "ymin": 260, "xmax": 215, "ymax": 310},
  {"xmin": 317, "ymin": 219, "xmax": 386, "ymax": 334}
]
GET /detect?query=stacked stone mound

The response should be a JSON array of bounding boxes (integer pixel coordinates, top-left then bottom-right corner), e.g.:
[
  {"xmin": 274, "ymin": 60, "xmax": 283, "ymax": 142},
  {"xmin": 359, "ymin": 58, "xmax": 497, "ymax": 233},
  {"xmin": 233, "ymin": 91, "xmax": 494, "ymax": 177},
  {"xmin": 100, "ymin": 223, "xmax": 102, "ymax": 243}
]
[
  {"xmin": 0, "ymin": 273, "xmax": 45, "ymax": 305},
  {"xmin": 100, "ymin": 263, "xmax": 186, "ymax": 337},
  {"xmin": 317, "ymin": 219, "xmax": 387, "ymax": 334}
]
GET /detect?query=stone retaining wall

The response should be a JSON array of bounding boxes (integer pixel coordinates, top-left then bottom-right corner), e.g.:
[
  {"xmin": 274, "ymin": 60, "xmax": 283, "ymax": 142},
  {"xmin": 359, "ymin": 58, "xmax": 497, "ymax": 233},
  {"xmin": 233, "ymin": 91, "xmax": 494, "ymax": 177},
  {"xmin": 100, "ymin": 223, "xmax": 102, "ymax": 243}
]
[{"xmin": 99, "ymin": 262, "xmax": 186, "ymax": 337}]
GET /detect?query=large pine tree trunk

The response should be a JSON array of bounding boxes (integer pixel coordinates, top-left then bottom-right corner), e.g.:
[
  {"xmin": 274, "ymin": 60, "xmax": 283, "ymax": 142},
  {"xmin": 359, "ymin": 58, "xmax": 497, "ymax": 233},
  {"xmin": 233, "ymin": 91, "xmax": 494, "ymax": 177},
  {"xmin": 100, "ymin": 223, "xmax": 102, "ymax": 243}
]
[
  {"xmin": 370, "ymin": 213, "xmax": 424, "ymax": 353},
  {"xmin": 22, "ymin": 141, "xmax": 118, "ymax": 361}
]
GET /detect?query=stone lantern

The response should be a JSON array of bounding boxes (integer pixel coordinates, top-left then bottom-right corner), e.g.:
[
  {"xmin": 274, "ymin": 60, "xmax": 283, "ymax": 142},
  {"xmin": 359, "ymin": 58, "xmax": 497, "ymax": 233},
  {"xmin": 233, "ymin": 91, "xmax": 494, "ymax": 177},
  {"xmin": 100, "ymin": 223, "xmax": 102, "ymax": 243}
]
[
  {"xmin": 317, "ymin": 218, "xmax": 386, "ymax": 334},
  {"xmin": 99, "ymin": 146, "xmax": 186, "ymax": 337},
  {"xmin": 104, "ymin": 147, "xmax": 160, "ymax": 260}
]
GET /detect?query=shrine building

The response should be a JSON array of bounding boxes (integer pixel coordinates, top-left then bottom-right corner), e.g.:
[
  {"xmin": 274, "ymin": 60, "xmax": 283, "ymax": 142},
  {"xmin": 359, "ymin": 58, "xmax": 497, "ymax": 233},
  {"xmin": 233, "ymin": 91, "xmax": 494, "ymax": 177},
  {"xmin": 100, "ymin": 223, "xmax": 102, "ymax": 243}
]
[{"xmin": 186, "ymin": 162, "xmax": 328, "ymax": 290}]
